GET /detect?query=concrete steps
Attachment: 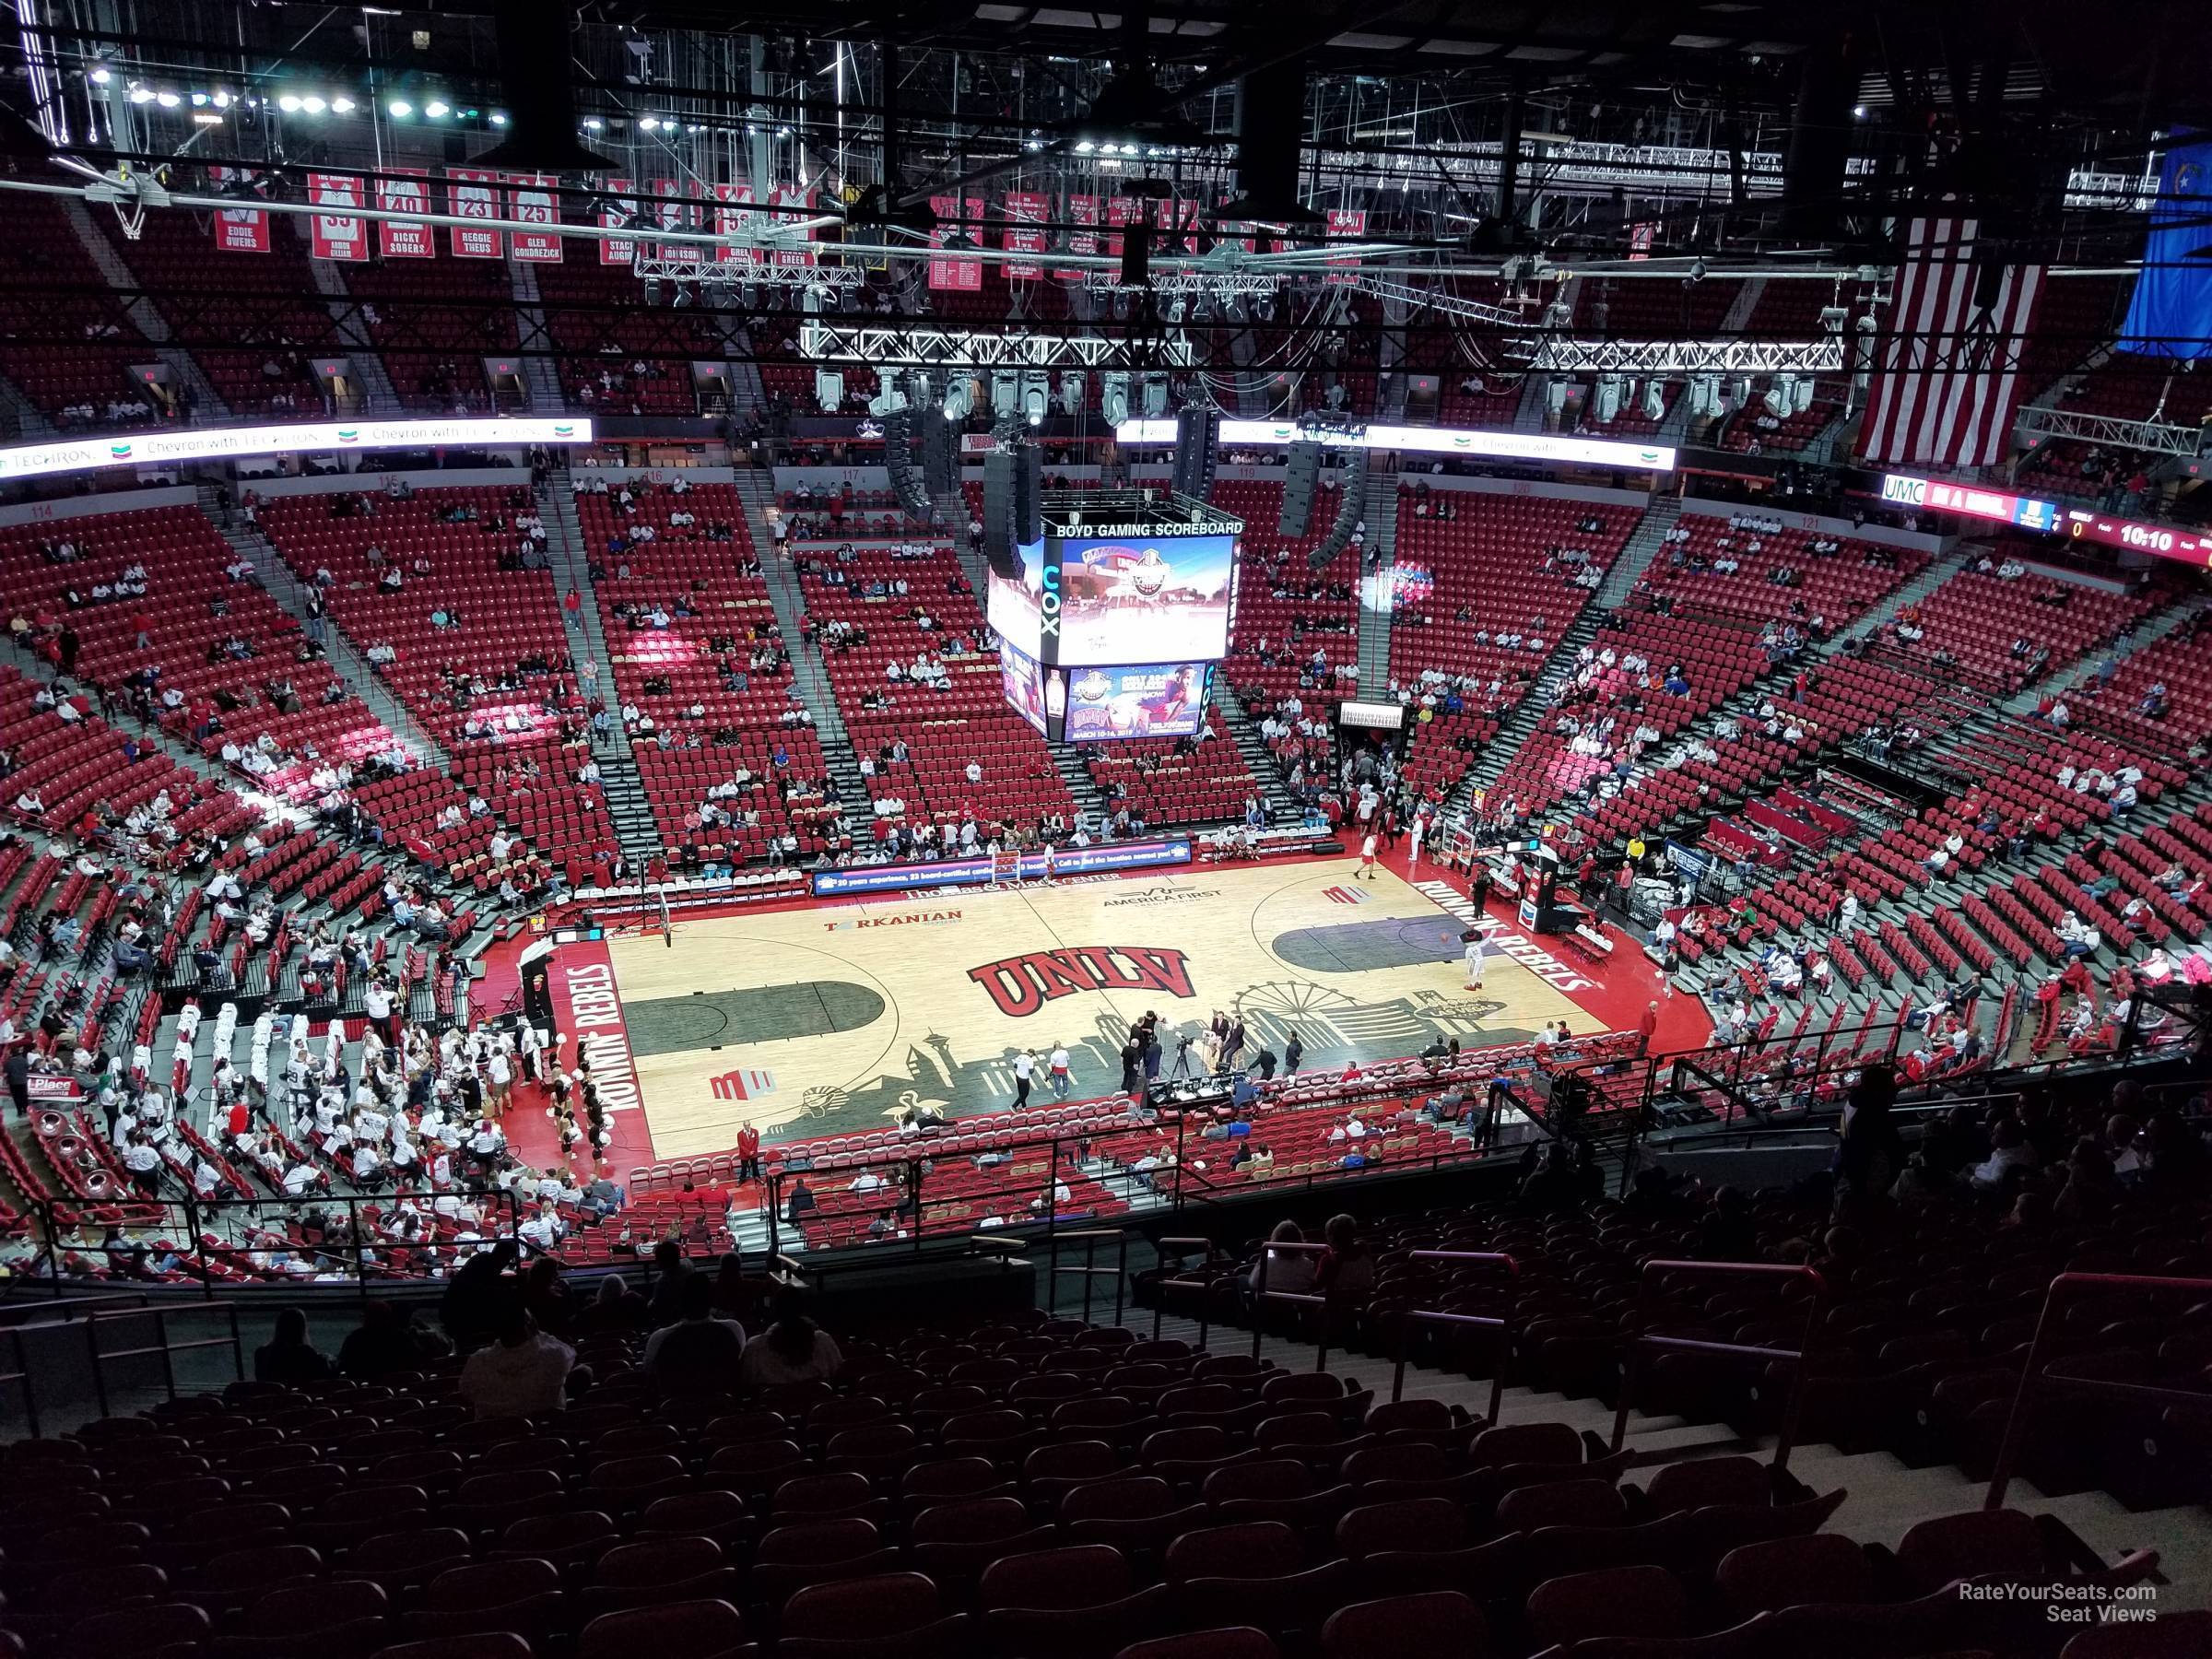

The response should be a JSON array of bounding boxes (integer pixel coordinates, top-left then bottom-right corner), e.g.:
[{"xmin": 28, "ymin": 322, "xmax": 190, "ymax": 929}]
[
  {"xmin": 306, "ymin": 258, "xmax": 402, "ymax": 415},
  {"xmin": 540, "ymin": 460, "xmax": 661, "ymax": 865}
]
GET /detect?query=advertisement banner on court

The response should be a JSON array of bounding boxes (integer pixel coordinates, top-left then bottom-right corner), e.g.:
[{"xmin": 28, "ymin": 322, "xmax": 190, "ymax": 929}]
[{"xmin": 813, "ymin": 837, "xmax": 1193, "ymax": 897}]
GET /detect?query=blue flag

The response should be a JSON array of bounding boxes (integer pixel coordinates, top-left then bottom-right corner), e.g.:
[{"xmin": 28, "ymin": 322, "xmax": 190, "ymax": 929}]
[{"xmin": 2118, "ymin": 130, "xmax": 2212, "ymax": 359}]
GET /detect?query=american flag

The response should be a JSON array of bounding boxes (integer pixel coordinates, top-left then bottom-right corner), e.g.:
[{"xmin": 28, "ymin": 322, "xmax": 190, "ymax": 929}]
[{"xmin": 1860, "ymin": 214, "xmax": 2046, "ymax": 470}]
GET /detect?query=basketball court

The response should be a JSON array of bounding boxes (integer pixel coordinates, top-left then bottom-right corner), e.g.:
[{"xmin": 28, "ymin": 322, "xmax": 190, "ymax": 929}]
[{"xmin": 594, "ymin": 855, "xmax": 1604, "ymax": 1159}]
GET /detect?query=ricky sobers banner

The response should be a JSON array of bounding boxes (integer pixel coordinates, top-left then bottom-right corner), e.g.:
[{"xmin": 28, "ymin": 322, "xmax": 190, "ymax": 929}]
[{"xmin": 376, "ymin": 169, "xmax": 435, "ymax": 259}]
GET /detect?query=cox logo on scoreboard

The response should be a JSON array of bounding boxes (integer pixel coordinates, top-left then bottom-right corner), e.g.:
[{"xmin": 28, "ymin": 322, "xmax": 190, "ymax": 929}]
[{"xmin": 1040, "ymin": 556, "xmax": 1062, "ymax": 641}]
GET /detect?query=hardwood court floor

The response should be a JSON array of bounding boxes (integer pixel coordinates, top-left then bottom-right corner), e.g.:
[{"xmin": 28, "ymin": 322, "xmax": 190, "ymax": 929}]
[{"xmin": 606, "ymin": 855, "xmax": 1591, "ymax": 1158}]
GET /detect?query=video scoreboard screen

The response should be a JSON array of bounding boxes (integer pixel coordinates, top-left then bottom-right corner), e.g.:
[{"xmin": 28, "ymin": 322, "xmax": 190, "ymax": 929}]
[{"xmin": 987, "ymin": 501, "xmax": 1241, "ymax": 743}]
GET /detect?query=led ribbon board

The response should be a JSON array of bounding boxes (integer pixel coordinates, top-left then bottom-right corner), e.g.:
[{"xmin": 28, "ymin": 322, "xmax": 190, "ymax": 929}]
[
  {"xmin": 1113, "ymin": 418, "xmax": 1677, "ymax": 473},
  {"xmin": 0, "ymin": 417, "xmax": 597, "ymax": 482}
]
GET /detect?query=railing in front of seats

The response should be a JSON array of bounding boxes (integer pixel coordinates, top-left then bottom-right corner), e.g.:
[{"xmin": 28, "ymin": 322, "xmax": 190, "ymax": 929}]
[
  {"xmin": 1608, "ymin": 1257, "xmax": 1828, "ymax": 1477},
  {"xmin": 1985, "ymin": 1270, "xmax": 2212, "ymax": 1510},
  {"xmin": 1152, "ymin": 1235, "xmax": 1220, "ymax": 1349},
  {"xmin": 1390, "ymin": 1251, "xmax": 1521, "ymax": 1423},
  {"xmin": 1045, "ymin": 1229, "xmax": 1129, "ymax": 1325}
]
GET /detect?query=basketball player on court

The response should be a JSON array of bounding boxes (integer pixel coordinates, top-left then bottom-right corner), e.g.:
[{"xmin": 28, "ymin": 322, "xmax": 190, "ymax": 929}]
[
  {"xmin": 1359, "ymin": 831, "xmax": 1381, "ymax": 878},
  {"xmin": 1464, "ymin": 931, "xmax": 1487, "ymax": 990}
]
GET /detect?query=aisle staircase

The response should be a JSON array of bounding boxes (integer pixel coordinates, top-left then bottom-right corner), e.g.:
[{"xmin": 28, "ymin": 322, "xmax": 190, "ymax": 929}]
[
  {"xmin": 731, "ymin": 469, "xmax": 871, "ymax": 811},
  {"xmin": 195, "ymin": 488, "xmax": 447, "ymax": 769},
  {"xmin": 64, "ymin": 198, "xmax": 230, "ymax": 420},
  {"xmin": 507, "ymin": 263, "xmax": 568, "ymax": 413},
  {"xmin": 306, "ymin": 258, "xmax": 402, "ymax": 414},
  {"xmin": 538, "ymin": 459, "xmax": 662, "ymax": 864},
  {"xmin": 1445, "ymin": 496, "xmax": 1680, "ymax": 815}
]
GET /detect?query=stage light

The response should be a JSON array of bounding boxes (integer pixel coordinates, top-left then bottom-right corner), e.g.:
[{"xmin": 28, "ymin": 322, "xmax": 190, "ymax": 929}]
[
  {"xmin": 640, "ymin": 114, "xmax": 660, "ymax": 131},
  {"xmin": 155, "ymin": 90, "xmax": 181, "ymax": 108},
  {"xmin": 1025, "ymin": 137, "xmax": 1043, "ymax": 151},
  {"xmin": 301, "ymin": 95, "xmax": 327, "ymax": 113},
  {"xmin": 277, "ymin": 93, "xmax": 301, "ymax": 112},
  {"xmin": 1075, "ymin": 138, "xmax": 1096, "ymax": 154},
  {"xmin": 332, "ymin": 95, "xmax": 356, "ymax": 112},
  {"xmin": 1853, "ymin": 104, "xmax": 1867, "ymax": 118},
  {"xmin": 189, "ymin": 91, "xmax": 208, "ymax": 107},
  {"xmin": 388, "ymin": 98, "xmax": 413, "ymax": 116},
  {"xmin": 211, "ymin": 89, "xmax": 232, "ymax": 109},
  {"xmin": 425, "ymin": 99, "xmax": 451, "ymax": 117},
  {"xmin": 193, "ymin": 112, "xmax": 222, "ymax": 126},
  {"xmin": 89, "ymin": 66, "xmax": 112, "ymax": 86},
  {"xmin": 126, "ymin": 84, "xmax": 153, "ymax": 103},
  {"xmin": 776, "ymin": 124, "xmax": 791, "ymax": 137},
  {"xmin": 582, "ymin": 116, "xmax": 603, "ymax": 130},
  {"xmin": 488, "ymin": 111, "xmax": 508, "ymax": 124}
]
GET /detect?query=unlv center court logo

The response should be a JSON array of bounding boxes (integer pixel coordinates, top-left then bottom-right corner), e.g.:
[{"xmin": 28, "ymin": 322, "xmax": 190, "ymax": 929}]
[
  {"xmin": 711, "ymin": 1068, "xmax": 776, "ymax": 1102},
  {"xmin": 968, "ymin": 946, "xmax": 1195, "ymax": 1018}
]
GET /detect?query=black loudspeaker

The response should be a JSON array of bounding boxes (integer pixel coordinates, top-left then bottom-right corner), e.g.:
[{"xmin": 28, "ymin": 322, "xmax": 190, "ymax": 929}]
[
  {"xmin": 1278, "ymin": 440, "xmax": 1321, "ymax": 537},
  {"xmin": 982, "ymin": 446, "xmax": 1015, "ymax": 570},
  {"xmin": 1014, "ymin": 441, "xmax": 1041, "ymax": 547},
  {"xmin": 884, "ymin": 408, "xmax": 933, "ymax": 520},
  {"xmin": 1172, "ymin": 406, "xmax": 1219, "ymax": 500},
  {"xmin": 1223, "ymin": 56, "xmax": 1320, "ymax": 225},
  {"xmin": 1310, "ymin": 447, "xmax": 1368, "ymax": 570},
  {"xmin": 923, "ymin": 408, "xmax": 956, "ymax": 496}
]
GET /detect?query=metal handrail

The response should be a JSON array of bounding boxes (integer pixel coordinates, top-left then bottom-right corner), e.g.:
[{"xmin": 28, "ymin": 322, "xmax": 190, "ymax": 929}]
[
  {"xmin": 1046, "ymin": 1230, "xmax": 1129, "ymax": 1325},
  {"xmin": 1253, "ymin": 1241, "xmax": 1335, "ymax": 1370},
  {"xmin": 1986, "ymin": 1271, "xmax": 2212, "ymax": 1510},
  {"xmin": 80, "ymin": 1302, "xmax": 245, "ymax": 1418},
  {"xmin": 1153, "ymin": 1235, "xmax": 1220, "ymax": 1347},
  {"xmin": 1391, "ymin": 1250, "xmax": 1522, "ymax": 1418},
  {"xmin": 0, "ymin": 1325, "xmax": 36, "ymax": 1438},
  {"xmin": 1608, "ymin": 1258, "xmax": 1828, "ymax": 1477}
]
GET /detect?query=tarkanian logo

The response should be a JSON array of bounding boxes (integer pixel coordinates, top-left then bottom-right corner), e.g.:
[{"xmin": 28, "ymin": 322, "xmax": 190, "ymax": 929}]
[
  {"xmin": 108, "ymin": 443, "xmax": 132, "ymax": 461},
  {"xmin": 710, "ymin": 1068, "xmax": 776, "ymax": 1101},
  {"xmin": 969, "ymin": 945, "xmax": 1194, "ymax": 1018},
  {"xmin": 1322, "ymin": 885, "xmax": 1367, "ymax": 905},
  {"xmin": 822, "ymin": 907, "xmax": 962, "ymax": 933}
]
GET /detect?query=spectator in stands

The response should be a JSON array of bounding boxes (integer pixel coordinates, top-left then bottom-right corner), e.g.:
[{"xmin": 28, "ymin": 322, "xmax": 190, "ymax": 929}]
[
  {"xmin": 337, "ymin": 1299, "xmax": 453, "ymax": 1380},
  {"xmin": 254, "ymin": 1307, "xmax": 335, "ymax": 1384},
  {"xmin": 1312, "ymin": 1212, "xmax": 1376, "ymax": 1317},
  {"xmin": 1246, "ymin": 1219, "xmax": 1314, "ymax": 1312},
  {"xmin": 738, "ymin": 1288, "xmax": 842, "ymax": 1387},
  {"xmin": 644, "ymin": 1273, "xmax": 747, "ymax": 1394},
  {"xmin": 1971, "ymin": 1118, "xmax": 2041, "ymax": 1194},
  {"xmin": 460, "ymin": 1300, "xmax": 582, "ymax": 1419},
  {"xmin": 1834, "ymin": 1064, "xmax": 1902, "ymax": 1222}
]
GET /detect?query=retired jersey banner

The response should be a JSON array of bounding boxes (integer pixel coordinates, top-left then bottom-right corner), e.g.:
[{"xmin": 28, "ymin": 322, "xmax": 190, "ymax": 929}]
[
  {"xmin": 508, "ymin": 174, "xmax": 562, "ymax": 263},
  {"xmin": 446, "ymin": 169, "xmax": 502, "ymax": 259},
  {"xmin": 1174, "ymin": 199, "xmax": 1203, "ymax": 253},
  {"xmin": 307, "ymin": 173, "xmax": 368, "ymax": 262},
  {"xmin": 598, "ymin": 179, "xmax": 639, "ymax": 265},
  {"xmin": 714, "ymin": 182, "xmax": 759, "ymax": 267},
  {"xmin": 207, "ymin": 167, "xmax": 268, "ymax": 253},
  {"xmin": 1324, "ymin": 207, "xmax": 1367, "ymax": 285},
  {"xmin": 928, "ymin": 194, "xmax": 985, "ymax": 291},
  {"xmin": 1005, "ymin": 191, "xmax": 1049, "ymax": 280},
  {"xmin": 653, "ymin": 179, "xmax": 688, "ymax": 261},
  {"xmin": 1056, "ymin": 193, "xmax": 1100, "ymax": 279},
  {"xmin": 376, "ymin": 169, "xmax": 435, "ymax": 259},
  {"xmin": 773, "ymin": 186, "xmax": 817, "ymax": 269}
]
